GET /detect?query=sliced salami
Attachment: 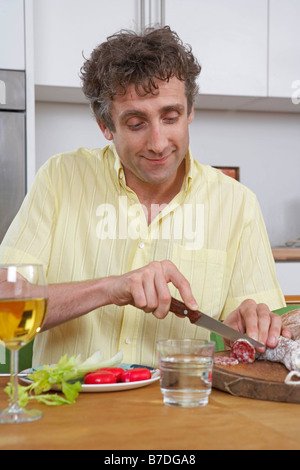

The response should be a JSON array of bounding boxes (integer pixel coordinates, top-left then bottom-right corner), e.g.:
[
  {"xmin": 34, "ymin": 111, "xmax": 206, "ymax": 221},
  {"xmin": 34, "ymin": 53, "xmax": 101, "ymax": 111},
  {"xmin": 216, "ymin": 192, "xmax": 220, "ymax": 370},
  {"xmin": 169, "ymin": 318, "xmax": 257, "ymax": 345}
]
[
  {"xmin": 214, "ymin": 356, "xmax": 239, "ymax": 366},
  {"xmin": 231, "ymin": 338, "xmax": 256, "ymax": 364}
]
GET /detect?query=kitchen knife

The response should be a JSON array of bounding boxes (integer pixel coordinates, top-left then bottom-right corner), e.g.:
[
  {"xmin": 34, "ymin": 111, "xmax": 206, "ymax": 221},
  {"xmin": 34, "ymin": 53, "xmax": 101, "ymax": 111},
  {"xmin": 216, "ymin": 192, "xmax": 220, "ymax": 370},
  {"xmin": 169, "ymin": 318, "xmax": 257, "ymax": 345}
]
[{"xmin": 169, "ymin": 297, "xmax": 264, "ymax": 349}]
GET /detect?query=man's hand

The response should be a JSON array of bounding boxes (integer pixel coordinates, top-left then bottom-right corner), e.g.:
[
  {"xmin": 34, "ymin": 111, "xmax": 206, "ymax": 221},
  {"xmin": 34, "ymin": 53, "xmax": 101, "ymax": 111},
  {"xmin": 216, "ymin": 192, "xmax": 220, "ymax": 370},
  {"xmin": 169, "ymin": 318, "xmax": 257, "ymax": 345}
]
[
  {"xmin": 106, "ymin": 260, "xmax": 198, "ymax": 319},
  {"xmin": 223, "ymin": 299, "xmax": 292, "ymax": 352},
  {"xmin": 42, "ymin": 260, "xmax": 198, "ymax": 331}
]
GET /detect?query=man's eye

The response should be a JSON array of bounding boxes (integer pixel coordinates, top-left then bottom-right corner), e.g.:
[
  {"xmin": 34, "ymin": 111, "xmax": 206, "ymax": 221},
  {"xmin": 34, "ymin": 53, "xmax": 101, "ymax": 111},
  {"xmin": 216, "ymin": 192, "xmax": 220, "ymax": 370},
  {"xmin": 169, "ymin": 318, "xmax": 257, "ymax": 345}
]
[
  {"xmin": 128, "ymin": 122, "xmax": 143, "ymax": 129},
  {"xmin": 127, "ymin": 118, "xmax": 145, "ymax": 130},
  {"xmin": 165, "ymin": 117, "xmax": 178, "ymax": 123},
  {"xmin": 163, "ymin": 114, "xmax": 179, "ymax": 123}
]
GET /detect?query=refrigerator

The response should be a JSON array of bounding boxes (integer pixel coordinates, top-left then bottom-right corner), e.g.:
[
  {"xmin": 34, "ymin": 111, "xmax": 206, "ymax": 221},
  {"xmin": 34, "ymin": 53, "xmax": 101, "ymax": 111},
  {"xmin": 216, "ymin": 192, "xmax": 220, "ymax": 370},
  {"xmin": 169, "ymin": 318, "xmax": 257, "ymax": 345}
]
[{"xmin": 0, "ymin": 69, "xmax": 26, "ymax": 243}]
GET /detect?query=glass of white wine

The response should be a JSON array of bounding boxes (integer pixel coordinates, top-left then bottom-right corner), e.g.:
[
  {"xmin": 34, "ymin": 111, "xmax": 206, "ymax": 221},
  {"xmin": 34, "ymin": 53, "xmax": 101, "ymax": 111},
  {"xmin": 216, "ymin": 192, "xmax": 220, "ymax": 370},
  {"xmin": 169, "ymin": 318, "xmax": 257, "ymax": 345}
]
[{"xmin": 0, "ymin": 264, "xmax": 48, "ymax": 423}]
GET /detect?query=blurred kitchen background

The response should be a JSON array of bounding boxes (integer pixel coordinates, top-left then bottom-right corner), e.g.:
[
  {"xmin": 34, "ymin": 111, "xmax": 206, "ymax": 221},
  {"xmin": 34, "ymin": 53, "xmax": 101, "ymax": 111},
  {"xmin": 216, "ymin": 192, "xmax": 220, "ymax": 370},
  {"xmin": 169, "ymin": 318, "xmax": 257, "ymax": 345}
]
[{"xmin": 1, "ymin": 0, "xmax": 300, "ymax": 296}]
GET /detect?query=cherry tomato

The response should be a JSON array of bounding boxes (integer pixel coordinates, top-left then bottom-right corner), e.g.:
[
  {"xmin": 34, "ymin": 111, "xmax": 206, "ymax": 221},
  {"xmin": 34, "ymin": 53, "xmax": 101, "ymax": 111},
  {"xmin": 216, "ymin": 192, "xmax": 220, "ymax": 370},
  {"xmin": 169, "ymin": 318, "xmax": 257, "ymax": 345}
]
[
  {"xmin": 84, "ymin": 371, "xmax": 116, "ymax": 385},
  {"xmin": 121, "ymin": 368, "xmax": 152, "ymax": 383},
  {"xmin": 99, "ymin": 367, "xmax": 124, "ymax": 382},
  {"xmin": 84, "ymin": 367, "xmax": 124, "ymax": 381}
]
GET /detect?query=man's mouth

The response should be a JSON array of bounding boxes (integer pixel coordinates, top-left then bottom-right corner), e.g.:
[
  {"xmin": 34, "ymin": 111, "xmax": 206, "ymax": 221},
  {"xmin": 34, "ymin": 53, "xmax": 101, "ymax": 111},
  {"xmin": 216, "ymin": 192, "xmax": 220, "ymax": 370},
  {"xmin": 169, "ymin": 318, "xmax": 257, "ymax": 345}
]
[{"xmin": 144, "ymin": 154, "xmax": 170, "ymax": 164}]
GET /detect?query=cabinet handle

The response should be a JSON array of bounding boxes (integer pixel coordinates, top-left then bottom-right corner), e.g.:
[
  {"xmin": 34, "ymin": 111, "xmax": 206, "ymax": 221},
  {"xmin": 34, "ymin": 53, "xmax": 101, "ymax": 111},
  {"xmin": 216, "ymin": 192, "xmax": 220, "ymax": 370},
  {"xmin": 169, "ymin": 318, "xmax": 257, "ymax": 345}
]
[
  {"xmin": 140, "ymin": 0, "xmax": 165, "ymax": 30},
  {"xmin": 140, "ymin": 0, "xmax": 145, "ymax": 30},
  {"xmin": 160, "ymin": 0, "xmax": 165, "ymax": 26}
]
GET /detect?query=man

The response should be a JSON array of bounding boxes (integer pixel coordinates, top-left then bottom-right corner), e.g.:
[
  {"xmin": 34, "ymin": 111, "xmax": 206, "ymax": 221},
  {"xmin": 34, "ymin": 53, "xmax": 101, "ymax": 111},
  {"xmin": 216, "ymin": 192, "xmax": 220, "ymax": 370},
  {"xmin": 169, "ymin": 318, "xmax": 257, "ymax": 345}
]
[{"xmin": 0, "ymin": 27, "xmax": 290, "ymax": 367}]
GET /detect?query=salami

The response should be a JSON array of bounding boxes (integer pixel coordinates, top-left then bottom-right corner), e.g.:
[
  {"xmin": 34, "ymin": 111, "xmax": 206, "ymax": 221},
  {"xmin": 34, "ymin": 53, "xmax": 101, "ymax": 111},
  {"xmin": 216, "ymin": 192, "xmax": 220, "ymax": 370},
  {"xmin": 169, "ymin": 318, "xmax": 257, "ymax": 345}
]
[
  {"xmin": 214, "ymin": 356, "xmax": 239, "ymax": 366},
  {"xmin": 254, "ymin": 309, "xmax": 300, "ymax": 371},
  {"xmin": 281, "ymin": 309, "xmax": 300, "ymax": 341},
  {"xmin": 257, "ymin": 336, "xmax": 300, "ymax": 371},
  {"xmin": 217, "ymin": 310, "xmax": 300, "ymax": 373},
  {"xmin": 231, "ymin": 339, "xmax": 256, "ymax": 364}
]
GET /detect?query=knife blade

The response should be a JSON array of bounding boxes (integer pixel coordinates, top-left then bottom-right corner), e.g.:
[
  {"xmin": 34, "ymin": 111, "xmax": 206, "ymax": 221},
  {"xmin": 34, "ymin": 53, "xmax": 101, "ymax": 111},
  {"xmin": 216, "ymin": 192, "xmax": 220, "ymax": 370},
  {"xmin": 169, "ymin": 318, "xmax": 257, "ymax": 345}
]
[{"xmin": 169, "ymin": 297, "xmax": 264, "ymax": 349}]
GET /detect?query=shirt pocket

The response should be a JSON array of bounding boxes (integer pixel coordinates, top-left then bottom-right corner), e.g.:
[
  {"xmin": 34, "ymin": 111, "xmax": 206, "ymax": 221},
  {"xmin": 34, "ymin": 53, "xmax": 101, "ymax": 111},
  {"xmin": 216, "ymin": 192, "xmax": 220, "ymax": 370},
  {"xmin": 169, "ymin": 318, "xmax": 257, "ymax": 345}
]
[{"xmin": 171, "ymin": 244, "xmax": 227, "ymax": 319}]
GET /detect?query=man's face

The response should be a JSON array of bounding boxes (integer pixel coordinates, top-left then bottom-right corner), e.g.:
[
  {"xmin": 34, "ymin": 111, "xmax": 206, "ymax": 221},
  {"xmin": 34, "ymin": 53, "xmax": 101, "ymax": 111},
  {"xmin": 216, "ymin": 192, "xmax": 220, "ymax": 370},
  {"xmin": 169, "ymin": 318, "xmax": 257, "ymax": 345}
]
[{"xmin": 99, "ymin": 77, "xmax": 194, "ymax": 190}]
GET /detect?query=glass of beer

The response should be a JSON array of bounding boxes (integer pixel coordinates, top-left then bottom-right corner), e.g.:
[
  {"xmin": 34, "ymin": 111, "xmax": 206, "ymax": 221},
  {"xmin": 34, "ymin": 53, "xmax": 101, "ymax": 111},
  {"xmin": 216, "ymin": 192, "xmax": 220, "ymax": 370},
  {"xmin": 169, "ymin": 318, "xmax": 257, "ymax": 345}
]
[{"xmin": 0, "ymin": 264, "xmax": 48, "ymax": 423}]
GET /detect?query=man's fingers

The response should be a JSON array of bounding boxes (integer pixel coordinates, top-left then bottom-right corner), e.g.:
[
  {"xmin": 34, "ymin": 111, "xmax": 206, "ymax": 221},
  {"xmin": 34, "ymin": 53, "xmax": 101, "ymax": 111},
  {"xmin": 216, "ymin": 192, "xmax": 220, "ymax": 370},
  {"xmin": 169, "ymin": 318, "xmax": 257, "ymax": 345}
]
[
  {"xmin": 161, "ymin": 260, "xmax": 198, "ymax": 311},
  {"xmin": 141, "ymin": 263, "xmax": 171, "ymax": 317},
  {"xmin": 238, "ymin": 299, "xmax": 260, "ymax": 341},
  {"xmin": 266, "ymin": 312, "xmax": 285, "ymax": 348},
  {"xmin": 151, "ymin": 270, "xmax": 172, "ymax": 318},
  {"xmin": 256, "ymin": 303, "xmax": 273, "ymax": 345},
  {"xmin": 115, "ymin": 260, "xmax": 197, "ymax": 320},
  {"xmin": 234, "ymin": 299, "xmax": 288, "ymax": 352}
]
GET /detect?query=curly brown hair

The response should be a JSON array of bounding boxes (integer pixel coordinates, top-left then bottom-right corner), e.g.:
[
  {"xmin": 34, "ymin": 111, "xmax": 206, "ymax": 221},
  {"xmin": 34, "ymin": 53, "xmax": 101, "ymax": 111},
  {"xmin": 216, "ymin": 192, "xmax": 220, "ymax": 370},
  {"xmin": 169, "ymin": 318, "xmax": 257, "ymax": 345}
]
[{"xmin": 80, "ymin": 26, "xmax": 201, "ymax": 132}]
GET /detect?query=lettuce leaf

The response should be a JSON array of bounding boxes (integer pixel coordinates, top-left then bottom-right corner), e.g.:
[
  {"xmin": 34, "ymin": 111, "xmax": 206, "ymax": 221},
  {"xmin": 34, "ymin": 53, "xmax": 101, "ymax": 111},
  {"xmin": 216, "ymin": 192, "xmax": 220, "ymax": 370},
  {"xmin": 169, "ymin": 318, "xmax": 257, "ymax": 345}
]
[{"xmin": 5, "ymin": 350, "xmax": 123, "ymax": 407}]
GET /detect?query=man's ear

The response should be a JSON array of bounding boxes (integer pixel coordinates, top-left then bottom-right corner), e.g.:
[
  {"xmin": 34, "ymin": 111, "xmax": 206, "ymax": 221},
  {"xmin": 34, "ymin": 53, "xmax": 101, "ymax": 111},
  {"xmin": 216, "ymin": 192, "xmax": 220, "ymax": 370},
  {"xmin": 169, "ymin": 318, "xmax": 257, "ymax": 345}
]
[
  {"xmin": 97, "ymin": 121, "xmax": 114, "ymax": 141},
  {"xmin": 188, "ymin": 106, "xmax": 194, "ymax": 125}
]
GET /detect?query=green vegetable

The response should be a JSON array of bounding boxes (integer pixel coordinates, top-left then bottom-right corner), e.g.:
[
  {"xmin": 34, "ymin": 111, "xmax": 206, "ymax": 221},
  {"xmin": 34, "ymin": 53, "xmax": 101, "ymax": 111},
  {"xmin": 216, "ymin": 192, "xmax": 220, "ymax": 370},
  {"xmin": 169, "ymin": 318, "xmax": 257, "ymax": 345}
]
[{"xmin": 5, "ymin": 350, "xmax": 123, "ymax": 407}]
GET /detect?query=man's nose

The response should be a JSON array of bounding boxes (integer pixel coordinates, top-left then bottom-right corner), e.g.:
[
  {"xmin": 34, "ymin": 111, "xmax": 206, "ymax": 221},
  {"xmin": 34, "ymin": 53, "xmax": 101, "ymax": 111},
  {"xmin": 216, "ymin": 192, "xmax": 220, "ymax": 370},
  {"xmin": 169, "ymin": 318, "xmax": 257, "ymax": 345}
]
[{"xmin": 147, "ymin": 123, "xmax": 168, "ymax": 154}]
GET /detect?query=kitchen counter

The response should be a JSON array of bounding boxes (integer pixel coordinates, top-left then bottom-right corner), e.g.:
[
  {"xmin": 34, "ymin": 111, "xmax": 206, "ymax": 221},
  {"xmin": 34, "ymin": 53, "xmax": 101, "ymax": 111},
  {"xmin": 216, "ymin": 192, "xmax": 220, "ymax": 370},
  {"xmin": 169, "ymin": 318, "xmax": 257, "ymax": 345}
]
[
  {"xmin": 1, "ymin": 375, "xmax": 300, "ymax": 450},
  {"xmin": 272, "ymin": 247, "xmax": 300, "ymax": 261}
]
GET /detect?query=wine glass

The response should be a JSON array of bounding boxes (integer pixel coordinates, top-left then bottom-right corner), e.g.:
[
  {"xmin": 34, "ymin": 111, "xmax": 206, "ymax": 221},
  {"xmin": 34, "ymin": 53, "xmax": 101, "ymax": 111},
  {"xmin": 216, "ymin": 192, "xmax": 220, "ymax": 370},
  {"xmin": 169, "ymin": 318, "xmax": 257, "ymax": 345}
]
[{"xmin": 0, "ymin": 264, "xmax": 48, "ymax": 423}]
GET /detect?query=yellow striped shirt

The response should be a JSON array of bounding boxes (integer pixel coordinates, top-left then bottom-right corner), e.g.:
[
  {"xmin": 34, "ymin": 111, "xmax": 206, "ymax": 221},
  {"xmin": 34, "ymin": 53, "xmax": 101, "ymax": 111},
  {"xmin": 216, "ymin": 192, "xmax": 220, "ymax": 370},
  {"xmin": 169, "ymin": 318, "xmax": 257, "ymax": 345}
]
[{"xmin": 0, "ymin": 144, "xmax": 285, "ymax": 367}]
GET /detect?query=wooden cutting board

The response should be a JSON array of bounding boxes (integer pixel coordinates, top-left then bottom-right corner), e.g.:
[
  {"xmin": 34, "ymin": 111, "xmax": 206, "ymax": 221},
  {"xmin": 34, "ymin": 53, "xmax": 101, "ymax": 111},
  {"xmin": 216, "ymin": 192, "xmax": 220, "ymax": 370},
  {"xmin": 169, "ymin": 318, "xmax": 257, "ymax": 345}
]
[{"xmin": 212, "ymin": 351, "xmax": 300, "ymax": 403}]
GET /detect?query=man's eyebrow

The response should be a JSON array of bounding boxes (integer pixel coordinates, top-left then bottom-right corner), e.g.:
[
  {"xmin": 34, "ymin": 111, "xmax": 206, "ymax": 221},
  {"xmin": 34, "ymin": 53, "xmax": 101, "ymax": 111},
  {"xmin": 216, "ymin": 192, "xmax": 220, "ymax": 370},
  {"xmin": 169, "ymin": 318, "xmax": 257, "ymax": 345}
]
[
  {"xmin": 119, "ymin": 104, "xmax": 185, "ymax": 122},
  {"xmin": 161, "ymin": 104, "xmax": 185, "ymax": 113}
]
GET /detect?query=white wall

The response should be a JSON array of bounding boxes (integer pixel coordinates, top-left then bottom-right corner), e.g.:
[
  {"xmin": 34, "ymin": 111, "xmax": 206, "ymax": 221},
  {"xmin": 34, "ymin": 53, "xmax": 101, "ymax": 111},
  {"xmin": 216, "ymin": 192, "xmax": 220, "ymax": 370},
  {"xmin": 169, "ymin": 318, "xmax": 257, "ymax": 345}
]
[
  {"xmin": 35, "ymin": 102, "xmax": 300, "ymax": 247},
  {"xmin": 35, "ymin": 101, "xmax": 107, "ymax": 165},
  {"xmin": 189, "ymin": 110, "xmax": 300, "ymax": 247}
]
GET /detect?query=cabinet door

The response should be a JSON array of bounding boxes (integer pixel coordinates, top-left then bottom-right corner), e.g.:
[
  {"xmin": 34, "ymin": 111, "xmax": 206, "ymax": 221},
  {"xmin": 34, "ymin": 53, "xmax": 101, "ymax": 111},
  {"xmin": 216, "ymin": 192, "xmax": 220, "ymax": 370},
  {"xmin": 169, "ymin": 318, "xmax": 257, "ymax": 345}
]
[
  {"xmin": 0, "ymin": 0, "xmax": 25, "ymax": 70},
  {"xmin": 165, "ymin": 0, "xmax": 268, "ymax": 97},
  {"xmin": 34, "ymin": 0, "xmax": 139, "ymax": 88},
  {"xmin": 269, "ymin": 0, "xmax": 300, "ymax": 98}
]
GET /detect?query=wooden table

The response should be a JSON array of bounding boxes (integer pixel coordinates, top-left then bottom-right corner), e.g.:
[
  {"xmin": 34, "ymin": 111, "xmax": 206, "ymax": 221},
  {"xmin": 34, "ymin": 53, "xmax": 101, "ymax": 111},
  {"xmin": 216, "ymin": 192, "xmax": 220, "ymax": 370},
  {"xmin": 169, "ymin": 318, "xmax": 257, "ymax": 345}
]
[{"xmin": 1, "ymin": 376, "xmax": 300, "ymax": 450}]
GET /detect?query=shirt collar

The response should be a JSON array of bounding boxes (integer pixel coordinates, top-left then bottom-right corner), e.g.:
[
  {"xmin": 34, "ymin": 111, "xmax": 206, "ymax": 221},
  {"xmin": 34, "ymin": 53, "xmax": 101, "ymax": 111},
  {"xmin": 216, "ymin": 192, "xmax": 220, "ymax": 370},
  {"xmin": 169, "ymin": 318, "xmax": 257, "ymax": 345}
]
[
  {"xmin": 183, "ymin": 147, "xmax": 193, "ymax": 191},
  {"xmin": 110, "ymin": 143, "xmax": 125, "ymax": 181}
]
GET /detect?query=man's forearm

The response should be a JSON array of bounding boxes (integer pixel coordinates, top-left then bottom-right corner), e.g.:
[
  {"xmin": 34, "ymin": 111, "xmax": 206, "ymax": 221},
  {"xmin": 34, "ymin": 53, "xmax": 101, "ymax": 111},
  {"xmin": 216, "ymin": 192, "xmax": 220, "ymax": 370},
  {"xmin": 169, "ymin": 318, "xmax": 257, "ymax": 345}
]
[
  {"xmin": 41, "ymin": 260, "xmax": 199, "ymax": 331},
  {"xmin": 42, "ymin": 277, "xmax": 116, "ymax": 331}
]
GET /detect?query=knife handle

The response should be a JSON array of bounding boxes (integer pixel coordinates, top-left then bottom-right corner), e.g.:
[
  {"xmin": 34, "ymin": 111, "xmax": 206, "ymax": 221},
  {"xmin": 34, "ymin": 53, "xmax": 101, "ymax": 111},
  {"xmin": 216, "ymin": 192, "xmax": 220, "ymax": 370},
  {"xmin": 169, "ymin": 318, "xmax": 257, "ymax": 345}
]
[{"xmin": 169, "ymin": 297, "xmax": 202, "ymax": 324}]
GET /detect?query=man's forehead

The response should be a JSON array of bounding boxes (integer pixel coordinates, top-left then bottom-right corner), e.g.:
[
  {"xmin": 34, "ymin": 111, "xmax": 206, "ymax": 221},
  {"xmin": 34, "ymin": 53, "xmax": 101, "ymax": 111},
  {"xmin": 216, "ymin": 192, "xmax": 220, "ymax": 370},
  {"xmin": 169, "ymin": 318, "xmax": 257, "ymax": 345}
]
[
  {"xmin": 116, "ymin": 76, "xmax": 184, "ymax": 96},
  {"xmin": 112, "ymin": 77, "xmax": 187, "ymax": 111}
]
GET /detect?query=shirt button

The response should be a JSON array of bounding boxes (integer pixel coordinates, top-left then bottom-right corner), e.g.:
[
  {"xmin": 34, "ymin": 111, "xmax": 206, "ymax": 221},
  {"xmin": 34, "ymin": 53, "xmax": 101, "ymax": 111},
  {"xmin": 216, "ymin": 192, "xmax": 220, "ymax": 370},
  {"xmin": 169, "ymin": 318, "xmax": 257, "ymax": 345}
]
[
  {"xmin": 139, "ymin": 242, "xmax": 144, "ymax": 249},
  {"xmin": 125, "ymin": 338, "xmax": 131, "ymax": 345}
]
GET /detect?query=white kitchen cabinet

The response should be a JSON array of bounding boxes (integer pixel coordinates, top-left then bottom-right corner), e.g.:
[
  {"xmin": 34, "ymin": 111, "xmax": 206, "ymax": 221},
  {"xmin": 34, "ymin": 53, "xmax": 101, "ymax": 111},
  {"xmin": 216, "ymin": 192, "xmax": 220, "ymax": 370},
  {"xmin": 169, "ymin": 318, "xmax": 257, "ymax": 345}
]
[
  {"xmin": 0, "ymin": 0, "xmax": 25, "ymax": 70},
  {"xmin": 32, "ymin": 0, "xmax": 300, "ymax": 113},
  {"xmin": 275, "ymin": 262, "xmax": 300, "ymax": 296},
  {"xmin": 164, "ymin": 0, "xmax": 268, "ymax": 97},
  {"xmin": 33, "ymin": 0, "xmax": 139, "ymax": 88},
  {"xmin": 268, "ymin": 0, "xmax": 300, "ymax": 99}
]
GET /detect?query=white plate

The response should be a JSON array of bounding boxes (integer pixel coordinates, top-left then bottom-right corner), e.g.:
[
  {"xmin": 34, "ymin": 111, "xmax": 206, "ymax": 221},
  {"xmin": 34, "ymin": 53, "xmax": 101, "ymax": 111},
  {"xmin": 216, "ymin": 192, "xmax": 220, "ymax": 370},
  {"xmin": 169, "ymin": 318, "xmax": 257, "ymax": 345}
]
[{"xmin": 20, "ymin": 364, "xmax": 160, "ymax": 393}]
